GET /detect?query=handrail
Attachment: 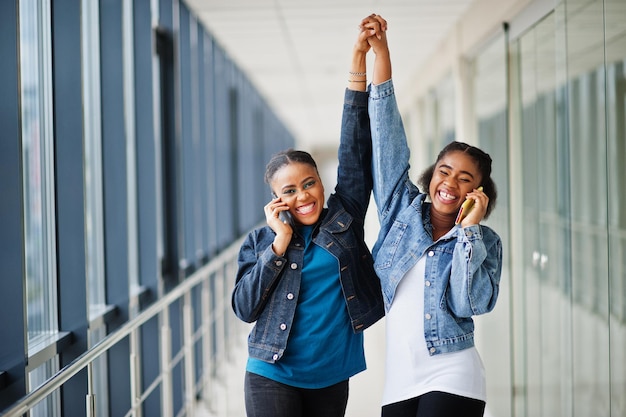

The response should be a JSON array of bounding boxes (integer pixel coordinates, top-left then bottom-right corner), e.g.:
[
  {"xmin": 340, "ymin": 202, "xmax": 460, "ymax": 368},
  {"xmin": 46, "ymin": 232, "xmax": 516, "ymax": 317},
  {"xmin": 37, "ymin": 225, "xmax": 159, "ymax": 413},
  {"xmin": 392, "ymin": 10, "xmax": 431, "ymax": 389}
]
[{"xmin": 1, "ymin": 235, "xmax": 245, "ymax": 417}]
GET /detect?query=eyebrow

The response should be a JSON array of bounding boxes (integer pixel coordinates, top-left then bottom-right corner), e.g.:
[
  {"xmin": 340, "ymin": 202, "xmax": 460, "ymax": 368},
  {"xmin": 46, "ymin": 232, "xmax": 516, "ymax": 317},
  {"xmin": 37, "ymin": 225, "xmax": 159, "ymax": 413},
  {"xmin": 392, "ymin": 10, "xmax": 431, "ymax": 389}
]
[
  {"xmin": 439, "ymin": 163, "xmax": 475, "ymax": 179},
  {"xmin": 280, "ymin": 176, "xmax": 316, "ymax": 192}
]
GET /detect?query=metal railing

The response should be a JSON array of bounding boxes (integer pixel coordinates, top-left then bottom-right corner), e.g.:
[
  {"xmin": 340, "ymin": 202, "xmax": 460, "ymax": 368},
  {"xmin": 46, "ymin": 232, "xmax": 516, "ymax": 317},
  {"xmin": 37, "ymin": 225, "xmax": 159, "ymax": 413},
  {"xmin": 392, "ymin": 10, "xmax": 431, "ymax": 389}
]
[{"xmin": 2, "ymin": 236, "xmax": 246, "ymax": 417}]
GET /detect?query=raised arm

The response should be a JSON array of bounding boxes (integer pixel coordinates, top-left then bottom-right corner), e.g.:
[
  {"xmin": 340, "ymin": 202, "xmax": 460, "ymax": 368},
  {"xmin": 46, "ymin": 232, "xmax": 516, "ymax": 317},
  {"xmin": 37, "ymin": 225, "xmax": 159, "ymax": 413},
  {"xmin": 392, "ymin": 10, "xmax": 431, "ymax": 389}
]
[
  {"xmin": 366, "ymin": 21, "xmax": 415, "ymax": 223},
  {"xmin": 333, "ymin": 16, "xmax": 384, "ymax": 220}
]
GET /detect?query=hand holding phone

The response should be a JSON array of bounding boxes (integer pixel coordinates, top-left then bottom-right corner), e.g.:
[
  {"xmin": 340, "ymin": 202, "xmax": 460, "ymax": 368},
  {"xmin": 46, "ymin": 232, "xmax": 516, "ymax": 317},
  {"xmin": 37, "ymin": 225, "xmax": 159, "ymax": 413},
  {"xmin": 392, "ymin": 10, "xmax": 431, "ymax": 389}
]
[
  {"xmin": 267, "ymin": 193, "xmax": 295, "ymax": 256},
  {"xmin": 455, "ymin": 186, "xmax": 483, "ymax": 225},
  {"xmin": 271, "ymin": 193, "xmax": 295, "ymax": 229}
]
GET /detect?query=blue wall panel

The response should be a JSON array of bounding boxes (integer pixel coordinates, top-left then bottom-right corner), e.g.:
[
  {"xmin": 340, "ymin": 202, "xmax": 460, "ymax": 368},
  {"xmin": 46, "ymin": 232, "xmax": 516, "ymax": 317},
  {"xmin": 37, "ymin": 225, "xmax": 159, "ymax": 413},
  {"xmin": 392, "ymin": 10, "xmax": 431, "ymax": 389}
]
[
  {"xmin": 0, "ymin": 0, "xmax": 27, "ymax": 407},
  {"xmin": 51, "ymin": 1, "xmax": 89, "ymax": 415}
]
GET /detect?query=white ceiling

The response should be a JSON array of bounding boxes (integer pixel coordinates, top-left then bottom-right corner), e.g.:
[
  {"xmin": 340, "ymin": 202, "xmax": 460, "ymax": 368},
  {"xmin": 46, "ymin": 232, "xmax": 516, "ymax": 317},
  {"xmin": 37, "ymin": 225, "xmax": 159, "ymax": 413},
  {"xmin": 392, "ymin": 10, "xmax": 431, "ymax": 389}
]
[{"xmin": 184, "ymin": 0, "xmax": 475, "ymax": 151}]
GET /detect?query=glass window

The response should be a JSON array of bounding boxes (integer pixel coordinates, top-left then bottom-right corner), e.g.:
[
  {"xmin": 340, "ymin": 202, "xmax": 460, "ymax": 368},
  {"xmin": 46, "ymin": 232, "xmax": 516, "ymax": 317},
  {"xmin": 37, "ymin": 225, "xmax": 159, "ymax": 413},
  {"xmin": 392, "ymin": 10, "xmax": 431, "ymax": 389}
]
[
  {"xmin": 604, "ymin": 2, "xmax": 626, "ymax": 416},
  {"xmin": 20, "ymin": 0, "xmax": 58, "ymax": 345},
  {"xmin": 509, "ymin": 1, "xmax": 618, "ymax": 415},
  {"xmin": 28, "ymin": 358, "xmax": 60, "ymax": 416},
  {"xmin": 19, "ymin": 0, "xmax": 61, "ymax": 415},
  {"xmin": 510, "ymin": 9, "xmax": 575, "ymax": 417},
  {"xmin": 82, "ymin": 0, "xmax": 106, "ymax": 319},
  {"xmin": 565, "ymin": 1, "xmax": 611, "ymax": 414}
]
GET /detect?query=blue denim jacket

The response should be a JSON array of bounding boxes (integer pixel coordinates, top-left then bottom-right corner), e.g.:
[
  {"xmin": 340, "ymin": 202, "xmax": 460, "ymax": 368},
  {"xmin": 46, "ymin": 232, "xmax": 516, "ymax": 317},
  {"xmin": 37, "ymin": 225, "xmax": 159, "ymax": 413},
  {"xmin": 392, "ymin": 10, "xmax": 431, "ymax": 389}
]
[
  {"xmin": 232, "ymin": 89, "xmax": 384, "ymax": 363},
  {"xmin": 369, "ymin": 80, "xmax": 502, "ymax": 356}
]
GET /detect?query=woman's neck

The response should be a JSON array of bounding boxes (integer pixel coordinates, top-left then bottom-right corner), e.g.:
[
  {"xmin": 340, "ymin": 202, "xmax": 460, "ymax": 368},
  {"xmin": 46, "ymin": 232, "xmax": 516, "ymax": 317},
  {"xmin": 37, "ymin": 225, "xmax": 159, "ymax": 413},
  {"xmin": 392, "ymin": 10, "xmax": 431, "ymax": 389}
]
[{"xmin": 430, "ymin": 207, "xmax": 455, "ymax": 240}]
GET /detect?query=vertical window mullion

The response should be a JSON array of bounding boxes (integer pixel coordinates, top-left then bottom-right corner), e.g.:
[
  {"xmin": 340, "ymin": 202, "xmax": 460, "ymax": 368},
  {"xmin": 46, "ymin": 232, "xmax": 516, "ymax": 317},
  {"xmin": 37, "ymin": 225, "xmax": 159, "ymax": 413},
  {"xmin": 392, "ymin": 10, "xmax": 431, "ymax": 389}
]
[
  {"xmin": 123, "ymin": 0, "xmax": 140, "ymax": 309},
  {"xmin": 81, "ymin": 0, "xmax": 109, "ymax": 414}
]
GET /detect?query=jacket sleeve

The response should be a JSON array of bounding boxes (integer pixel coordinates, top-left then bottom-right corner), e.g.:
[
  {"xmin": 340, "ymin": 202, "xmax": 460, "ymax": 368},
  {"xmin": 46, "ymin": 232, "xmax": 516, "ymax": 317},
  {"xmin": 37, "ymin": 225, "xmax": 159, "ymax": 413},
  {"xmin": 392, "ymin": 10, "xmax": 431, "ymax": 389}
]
[
  {"xmin": 231, "ymin": 231, "xmax": 286, "ymax": 323},
  {"xmin": 447, "ymin": 225, "xmax": 503, "ymax": 317},
  {"xmin": 368, "ymin": 80, "xmax": 420, "ymax": 258},
  {"xmin": 333, "ymin": 88, "xmax": 372, "ymax": 222}
]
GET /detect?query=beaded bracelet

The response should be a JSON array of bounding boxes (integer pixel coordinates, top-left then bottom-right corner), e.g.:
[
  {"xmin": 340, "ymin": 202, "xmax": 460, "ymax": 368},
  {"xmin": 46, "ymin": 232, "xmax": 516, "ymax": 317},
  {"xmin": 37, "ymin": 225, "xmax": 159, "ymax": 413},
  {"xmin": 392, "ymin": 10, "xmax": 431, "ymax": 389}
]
[{"xmin": 349, "ymin": 71, "xmax": 367, "ymax": 77}]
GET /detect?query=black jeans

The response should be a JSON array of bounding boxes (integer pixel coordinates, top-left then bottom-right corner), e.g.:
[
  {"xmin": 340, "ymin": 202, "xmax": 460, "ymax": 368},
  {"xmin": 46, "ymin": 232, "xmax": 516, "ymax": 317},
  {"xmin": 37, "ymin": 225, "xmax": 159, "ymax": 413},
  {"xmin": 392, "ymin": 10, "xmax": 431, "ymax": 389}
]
[
  {"xmin": 381, "ymin": 391, "xmax": 485, "ymax": 417},
  {"xmin": 244, "ymin": 371, "xmax": 349, "ymax": 417}
]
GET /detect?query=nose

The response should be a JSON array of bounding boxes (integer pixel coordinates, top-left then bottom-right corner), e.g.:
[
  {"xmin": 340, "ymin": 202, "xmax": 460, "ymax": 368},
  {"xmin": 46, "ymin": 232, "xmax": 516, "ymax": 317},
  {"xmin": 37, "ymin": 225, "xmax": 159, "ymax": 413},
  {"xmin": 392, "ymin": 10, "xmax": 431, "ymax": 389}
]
[
  {"xmin": 296, "ymin": 189, "xmax": 310, "ymax": 200},
  {"xmin": 443, "ymin": 178, "xmax": 458, "ymax": 189}
]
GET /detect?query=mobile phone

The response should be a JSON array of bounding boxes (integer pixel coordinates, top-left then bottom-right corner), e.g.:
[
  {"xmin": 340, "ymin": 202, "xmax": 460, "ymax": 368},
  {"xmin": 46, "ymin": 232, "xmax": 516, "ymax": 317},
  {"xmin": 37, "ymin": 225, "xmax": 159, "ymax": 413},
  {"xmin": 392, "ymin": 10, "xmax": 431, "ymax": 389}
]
[
  {"xmin": 455, "ymin": 186, "xmax": 483, "ymax": 225},
  {"xmin": 272, "ymin": 193, "xmax": 295, "ymax": 227}
]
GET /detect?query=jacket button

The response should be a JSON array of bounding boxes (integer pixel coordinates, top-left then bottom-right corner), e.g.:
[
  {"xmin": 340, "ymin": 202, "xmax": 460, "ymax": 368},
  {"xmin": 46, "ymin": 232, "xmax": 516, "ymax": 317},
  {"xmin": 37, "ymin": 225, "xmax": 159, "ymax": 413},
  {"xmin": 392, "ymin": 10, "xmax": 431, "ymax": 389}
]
[
  {"xmin": 273, "ymin": 354, "xmax": 279, "ymax": 360},
  {"xmin": 425, "ymin": 313, "xmax": 431, "ymax": 320},
  {"xmin": 275, "ymin": 260, "xmax": 283, "ymax": 266},
  {"xmin": 290, "ymin": 262, "xmax": 298, "ymax": 270},
  {"xmin": 429, "ymin": 347, "xmax": 436, "ymax": 355},
  {"xmin": 428, "ymin": 251, "xmax": 434, "ymax": 257},
  {"xmin": 280, "ymin": 323, "xmax": 287, "ymax": 330},
  {"xmin": 287, "ymin": 293, "xmax": 294, "ymax": 300},
  {"xmin": 425, "ymin": 280, "xmax": 431, "ymax": 287}
]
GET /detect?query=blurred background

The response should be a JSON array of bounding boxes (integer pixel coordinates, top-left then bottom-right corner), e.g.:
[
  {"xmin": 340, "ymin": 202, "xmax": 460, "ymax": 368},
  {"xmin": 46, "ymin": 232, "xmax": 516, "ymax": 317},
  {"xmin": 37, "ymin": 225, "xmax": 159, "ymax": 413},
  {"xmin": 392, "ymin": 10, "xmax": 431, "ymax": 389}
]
[{"xmin": 1, "ymin": 0, "xmax": 625, "ymax": 416}]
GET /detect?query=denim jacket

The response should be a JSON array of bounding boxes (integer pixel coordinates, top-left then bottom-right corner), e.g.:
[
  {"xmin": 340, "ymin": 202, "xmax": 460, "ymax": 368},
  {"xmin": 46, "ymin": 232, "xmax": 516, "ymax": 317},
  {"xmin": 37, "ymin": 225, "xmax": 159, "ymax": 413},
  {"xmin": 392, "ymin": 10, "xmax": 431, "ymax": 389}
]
[
  {"xmin": 368, "ymin": 80, "xmax": 502, "ymax": 356},
  {"xmin": 232, "ymin": 89, "xmax": 384, "ymax": 363}
]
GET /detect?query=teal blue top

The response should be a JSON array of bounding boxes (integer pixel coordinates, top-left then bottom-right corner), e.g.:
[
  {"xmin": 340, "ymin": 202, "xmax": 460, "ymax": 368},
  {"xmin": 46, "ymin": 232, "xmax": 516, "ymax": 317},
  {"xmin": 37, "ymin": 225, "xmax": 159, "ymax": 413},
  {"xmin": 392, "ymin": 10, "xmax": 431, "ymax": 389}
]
[{"xmin": 246, "ymin": 225, "xmax": 366, "ymax": 388}]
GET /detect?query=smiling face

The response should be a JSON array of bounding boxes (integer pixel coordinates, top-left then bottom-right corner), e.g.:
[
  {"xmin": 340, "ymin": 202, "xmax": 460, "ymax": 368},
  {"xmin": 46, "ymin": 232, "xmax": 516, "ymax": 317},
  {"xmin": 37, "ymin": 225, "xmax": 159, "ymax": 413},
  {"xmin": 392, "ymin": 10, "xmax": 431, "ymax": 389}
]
[
  {"xmin": 428, "ymin": 150, "xmax": 483, "ymax": 218},
  {"xmin": 270, "ymin": 162, "xmax": 325, "ymax": 226}
]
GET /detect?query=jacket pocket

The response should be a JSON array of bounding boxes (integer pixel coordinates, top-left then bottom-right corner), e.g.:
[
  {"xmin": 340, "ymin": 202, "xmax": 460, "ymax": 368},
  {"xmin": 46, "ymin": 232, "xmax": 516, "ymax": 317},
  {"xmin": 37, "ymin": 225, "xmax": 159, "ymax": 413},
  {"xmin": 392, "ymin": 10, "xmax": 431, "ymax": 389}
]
[{"xmin": 374, "ymin": 221, "xmax": 408, "ymax": 270}]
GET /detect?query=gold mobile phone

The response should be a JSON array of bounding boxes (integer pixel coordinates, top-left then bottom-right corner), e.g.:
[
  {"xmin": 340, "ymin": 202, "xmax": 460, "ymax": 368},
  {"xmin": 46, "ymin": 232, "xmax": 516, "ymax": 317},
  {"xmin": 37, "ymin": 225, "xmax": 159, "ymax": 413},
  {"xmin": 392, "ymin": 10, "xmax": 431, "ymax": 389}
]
[{"xmin": 455, "ymin": 186, "xmax": 483, "ymax": 225}]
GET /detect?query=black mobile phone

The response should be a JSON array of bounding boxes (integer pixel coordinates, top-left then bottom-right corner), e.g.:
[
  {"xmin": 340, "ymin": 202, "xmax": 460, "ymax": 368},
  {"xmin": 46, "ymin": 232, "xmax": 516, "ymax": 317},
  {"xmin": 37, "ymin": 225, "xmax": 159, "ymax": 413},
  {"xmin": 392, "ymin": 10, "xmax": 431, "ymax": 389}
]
[{"xmin": 272, "ymin": 193, "xmax": 295, "ymax": 227}]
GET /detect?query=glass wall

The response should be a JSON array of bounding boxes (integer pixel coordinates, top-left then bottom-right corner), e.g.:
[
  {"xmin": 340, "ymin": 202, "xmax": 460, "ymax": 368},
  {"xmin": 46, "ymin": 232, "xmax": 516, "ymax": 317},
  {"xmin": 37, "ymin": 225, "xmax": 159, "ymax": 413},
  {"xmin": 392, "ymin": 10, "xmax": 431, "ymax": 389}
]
[
  {"xmin": 508, "ymin": 0, "xmax": 625, "ymax": 415},
  {"xmin": 513, "ymin": 9, "xmax": 575, "ymax": 416},
  {"xmin": 1, "ymin": 0, "xmax": 295, "ymax": 413}
]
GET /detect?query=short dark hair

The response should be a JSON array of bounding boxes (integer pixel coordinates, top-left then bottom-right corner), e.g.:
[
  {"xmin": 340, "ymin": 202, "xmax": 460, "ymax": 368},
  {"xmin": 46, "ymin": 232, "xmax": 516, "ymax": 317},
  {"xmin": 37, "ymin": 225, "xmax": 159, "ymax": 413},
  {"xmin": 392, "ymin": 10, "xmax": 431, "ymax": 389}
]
[
  {"xmin": 417, "ymin": 141, "xmax": 498, "ymax": 218},
  {"xmin": 264, "ymin": 149, "xmax": 319, "ymax": 184}
]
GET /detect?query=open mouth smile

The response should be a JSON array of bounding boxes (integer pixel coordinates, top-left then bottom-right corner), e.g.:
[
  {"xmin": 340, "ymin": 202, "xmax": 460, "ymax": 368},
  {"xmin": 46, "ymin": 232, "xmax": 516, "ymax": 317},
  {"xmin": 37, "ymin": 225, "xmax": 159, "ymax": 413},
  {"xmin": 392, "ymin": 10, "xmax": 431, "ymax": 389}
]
[
  {"xmin": 438, "ymin": 190, "xmax": 458, "ymax": 203},
  {"xmin": 295, "ymin": 202, "xmax": 316, "ymax": 215}
]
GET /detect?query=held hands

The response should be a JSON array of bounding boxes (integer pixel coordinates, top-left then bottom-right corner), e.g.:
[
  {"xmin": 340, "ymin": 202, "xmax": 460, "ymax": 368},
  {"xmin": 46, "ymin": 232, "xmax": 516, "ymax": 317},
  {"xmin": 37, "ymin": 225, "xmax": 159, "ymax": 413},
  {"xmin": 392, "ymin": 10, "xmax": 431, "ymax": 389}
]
[
  {"xmin": 355, "ymin": 14, "xmax": 383, "ymax": 52},
  {"xmin": 350, "ymin": 14, "xmax": 389, "ymax": 91},
  {"xmin": 353, "ymin": 14, "xmax": 390, "ymax": 85},
  {"xmin": 359, "ymin": 14, "xmax": 388, "ymax": 55},
  {"xmin": 265, "ymin": 196, "xmax": 293, "ymax": 256}
]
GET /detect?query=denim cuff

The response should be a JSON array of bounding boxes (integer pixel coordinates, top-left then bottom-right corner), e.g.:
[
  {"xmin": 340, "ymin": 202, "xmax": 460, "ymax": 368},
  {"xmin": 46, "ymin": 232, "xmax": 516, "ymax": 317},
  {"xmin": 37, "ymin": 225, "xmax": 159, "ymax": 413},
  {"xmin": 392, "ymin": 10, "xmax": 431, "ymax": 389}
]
[
  {"xmin": 456, "ymin": 224, "xmax": 483, "ymax": 242},
  {"xmin": 368, "ymin": 78, "xmax": 394, "ymax": 99},
  {"xmin": 343, "ymin": 88, "xmax": 368, "ymax": 107}
]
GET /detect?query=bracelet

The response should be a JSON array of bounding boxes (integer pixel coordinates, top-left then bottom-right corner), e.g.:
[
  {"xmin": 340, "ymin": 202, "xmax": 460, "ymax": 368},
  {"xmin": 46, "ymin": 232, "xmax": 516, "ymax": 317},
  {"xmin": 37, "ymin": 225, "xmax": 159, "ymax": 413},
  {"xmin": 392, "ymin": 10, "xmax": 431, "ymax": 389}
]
[
  {"xmin": 349, "ymin": 71, "xmax": 366, "ymax": 77},
  {"xmin": 349, "ymin": 79, "xmax": 367, "ymax": 83}
]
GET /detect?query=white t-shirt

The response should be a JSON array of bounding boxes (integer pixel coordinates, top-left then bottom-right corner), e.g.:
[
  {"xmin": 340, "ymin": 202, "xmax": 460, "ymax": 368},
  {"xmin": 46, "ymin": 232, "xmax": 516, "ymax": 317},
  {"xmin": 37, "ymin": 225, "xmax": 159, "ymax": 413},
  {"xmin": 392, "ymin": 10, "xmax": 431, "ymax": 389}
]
[{"xmin": 382, "ymin": 256, "xmax": 486, "ymax": 406}]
